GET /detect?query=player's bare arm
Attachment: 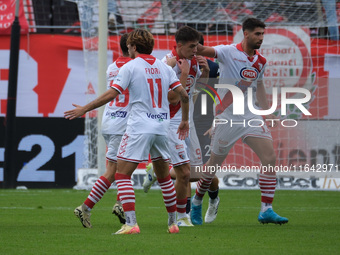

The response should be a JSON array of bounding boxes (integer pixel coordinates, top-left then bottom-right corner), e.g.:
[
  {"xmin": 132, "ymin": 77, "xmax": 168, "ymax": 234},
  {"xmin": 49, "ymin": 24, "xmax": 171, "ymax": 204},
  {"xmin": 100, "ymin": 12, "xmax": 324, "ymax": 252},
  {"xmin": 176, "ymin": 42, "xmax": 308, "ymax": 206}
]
[
  {"xmin": 168, "ymin": 58, "xmax": 189, "ymax": 105},
  {"xmin": 197, "ymin": 43, "xmax": 216, "ymax": 58},
  {"xmin": 64, "ymin": 88, "xmax": 119, "ymax": 120},
  {"xmin": 174, "ymin": 86, "xmax": 189, "ymax": 139},
  {"xmin": 256, "ymin": 80, "xmax": 277, "ymax": 127}
]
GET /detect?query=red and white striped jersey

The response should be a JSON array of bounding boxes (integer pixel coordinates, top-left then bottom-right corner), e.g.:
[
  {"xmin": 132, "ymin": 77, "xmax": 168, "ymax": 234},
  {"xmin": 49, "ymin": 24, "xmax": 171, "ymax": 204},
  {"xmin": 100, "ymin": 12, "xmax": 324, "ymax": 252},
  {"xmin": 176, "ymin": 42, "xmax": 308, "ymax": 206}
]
[
  {"xmin": 101, "ymin": 56, "xmax": 131, "ymax": 135},
  {"xmin": 213, "ymin": 43, "xmax": 267, "ymax": 120},
  {"xmin": 162, "ymin": 46, "xmax": 202, "ymax": 128},
  {"xmin": 111, "ymin": 54, "xmax": 181, "ymax": 135}
]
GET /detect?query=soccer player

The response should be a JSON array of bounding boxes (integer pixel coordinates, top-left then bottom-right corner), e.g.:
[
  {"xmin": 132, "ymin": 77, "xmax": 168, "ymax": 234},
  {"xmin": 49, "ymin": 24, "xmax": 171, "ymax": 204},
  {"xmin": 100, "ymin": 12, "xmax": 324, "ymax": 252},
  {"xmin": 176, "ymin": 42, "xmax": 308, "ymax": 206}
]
[
  {"xmin": 73, "ymin": 33, "xmax": 131, "ymax": 228},
  {"xmin": 191, "ymin": 18, "xmax": 289, "ymax": 225},
  {"xmin": 65, "ymin": 29, "xmax": 190, "ymax": 234},
  {"xmin": 143, "ymin": 26, "xmax": 219, "ymax": 225}
]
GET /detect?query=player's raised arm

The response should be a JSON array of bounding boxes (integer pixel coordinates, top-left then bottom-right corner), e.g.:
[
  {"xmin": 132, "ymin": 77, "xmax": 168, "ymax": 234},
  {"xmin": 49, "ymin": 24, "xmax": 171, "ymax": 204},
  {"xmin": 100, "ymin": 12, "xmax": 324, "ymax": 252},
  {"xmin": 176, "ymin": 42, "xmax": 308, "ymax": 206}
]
[
  {"xmin": 173, "ymin": 85, "xmax": 189, "ymax": 139},
  {"xmin": 168, "ymin": 58, "xmax": 190, "ymax": 105},
  {"xmin": 64, "ymin": 88, "xmax": 120, "ymax": 120},
  {"xmin": 197, "ymin": 43, "xmax": 216, "ymax": 58}
]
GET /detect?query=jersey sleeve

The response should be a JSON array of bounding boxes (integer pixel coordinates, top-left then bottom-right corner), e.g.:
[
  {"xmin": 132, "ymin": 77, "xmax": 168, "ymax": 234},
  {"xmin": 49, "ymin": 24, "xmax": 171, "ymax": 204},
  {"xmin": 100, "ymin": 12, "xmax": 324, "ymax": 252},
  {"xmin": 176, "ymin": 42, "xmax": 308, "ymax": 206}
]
[
  {"xmin": 213, "ymin": 44, "xmax": 228, "ymax": 64},
  {"xmin": 110, "ymin": 64, "xmax": 131, "ymax": 94},
  {"xmin": 167, "ymin": 66, "xmax": 181, "ymax": 90}
]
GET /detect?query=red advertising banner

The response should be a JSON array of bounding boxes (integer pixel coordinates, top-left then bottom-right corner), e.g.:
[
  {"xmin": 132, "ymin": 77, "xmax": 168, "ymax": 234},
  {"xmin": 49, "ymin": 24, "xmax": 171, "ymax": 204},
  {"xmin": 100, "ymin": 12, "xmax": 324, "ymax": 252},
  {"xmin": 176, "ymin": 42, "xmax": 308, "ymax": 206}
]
[{"xmin": 0, "ymin": 0, "xmax": 29, "ymax": 34}]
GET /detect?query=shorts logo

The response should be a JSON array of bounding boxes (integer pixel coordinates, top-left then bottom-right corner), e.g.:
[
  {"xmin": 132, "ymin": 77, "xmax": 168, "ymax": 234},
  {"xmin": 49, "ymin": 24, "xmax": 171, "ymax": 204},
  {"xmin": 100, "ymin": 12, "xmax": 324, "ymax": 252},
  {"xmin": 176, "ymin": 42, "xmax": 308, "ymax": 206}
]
[
  {"xmin": 178, "ymin": 151, "xmax": 185, "ymax": 159},
  {"xmin": 240, "ymin": 67, "xmax": 259, "ymax": 82},
  {"xmin": 176, "ymin": 144, "xmax": 184, "ymax": 149},
  {"xmin": 219, "ymin": 147, "xmax": 228, "ymax": 154},
  {"xmin": 218, "ymin": 139, "xmax": 229, "ymax": 145},
  {"xmin": 146, "ymin": 112, "xmax": 168, "ymax": 122}
]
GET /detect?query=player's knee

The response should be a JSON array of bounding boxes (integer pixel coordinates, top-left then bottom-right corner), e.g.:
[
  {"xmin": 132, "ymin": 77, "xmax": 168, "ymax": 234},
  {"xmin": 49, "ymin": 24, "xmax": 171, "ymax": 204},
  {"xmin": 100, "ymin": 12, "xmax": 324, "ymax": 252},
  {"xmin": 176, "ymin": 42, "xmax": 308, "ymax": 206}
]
[
  {"xmin": 176, "ymin": 164, "xmax": 191, "ymax": 183},
  {"xmin": 261, "ymin": 152, "xmax": 276, "ymax": 166}
]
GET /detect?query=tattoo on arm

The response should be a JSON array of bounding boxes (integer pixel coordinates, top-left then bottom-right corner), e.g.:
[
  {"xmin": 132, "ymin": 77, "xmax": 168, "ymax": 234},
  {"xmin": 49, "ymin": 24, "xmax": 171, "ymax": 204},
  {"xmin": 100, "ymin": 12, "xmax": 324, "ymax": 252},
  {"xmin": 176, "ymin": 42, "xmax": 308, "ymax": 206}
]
[{"xmin": 180, "ymin": 89, "xmax": 189, "ymax": 103}]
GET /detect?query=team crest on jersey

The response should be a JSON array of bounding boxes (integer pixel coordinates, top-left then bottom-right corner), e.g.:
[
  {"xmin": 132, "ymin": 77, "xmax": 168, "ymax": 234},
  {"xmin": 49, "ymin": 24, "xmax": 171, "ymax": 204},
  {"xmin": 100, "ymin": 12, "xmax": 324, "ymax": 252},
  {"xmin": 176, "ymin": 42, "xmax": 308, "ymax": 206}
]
[
  {"xmin": 240, "ymin": 67, "xmax": 259, "ymax": 82},
  {"xmin": 186, "ymin": 74, "xmax": 195, "ymax": 87}
]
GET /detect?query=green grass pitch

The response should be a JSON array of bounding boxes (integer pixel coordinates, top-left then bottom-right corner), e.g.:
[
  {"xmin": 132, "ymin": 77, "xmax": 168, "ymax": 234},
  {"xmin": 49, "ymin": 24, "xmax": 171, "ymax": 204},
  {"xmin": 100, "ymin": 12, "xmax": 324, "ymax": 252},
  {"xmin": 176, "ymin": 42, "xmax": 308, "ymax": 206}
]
[{"xmin": 0, "ymin": 189, "xmax": 339, "ymax": 255}]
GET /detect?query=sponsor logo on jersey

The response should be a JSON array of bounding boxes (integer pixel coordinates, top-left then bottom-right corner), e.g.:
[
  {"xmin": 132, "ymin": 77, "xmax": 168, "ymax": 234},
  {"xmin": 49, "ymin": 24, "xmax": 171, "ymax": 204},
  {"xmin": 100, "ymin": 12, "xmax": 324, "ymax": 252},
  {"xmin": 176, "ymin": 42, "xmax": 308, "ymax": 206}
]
[
  {"xmin": 108, "ymin": 70, "xmax": 119, "ymax": 78},
  {"xmin": 240, "ymin": 67, "xmax": 259, "ymax": 82},
  {"xmin": 146, "ymin": 112, "xmax": 168, "ymax": 122},
  {"xmin": 106, "ymin": 110, "xmax": 127, "ymax": 118}
]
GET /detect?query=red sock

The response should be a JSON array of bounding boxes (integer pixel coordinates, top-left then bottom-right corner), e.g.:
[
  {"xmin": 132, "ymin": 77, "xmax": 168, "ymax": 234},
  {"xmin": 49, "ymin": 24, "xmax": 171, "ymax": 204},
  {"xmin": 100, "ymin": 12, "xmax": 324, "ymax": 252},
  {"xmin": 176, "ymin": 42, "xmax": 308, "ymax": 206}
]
[
  {"xmin": 177, "ymin": 198, "xmax": 187, "ymax": 214},
  {"xmin": 259, "ymin": 173, "xmax": 276, "ymax": 203},
  {"xmin": 84, "ymin": 176, "xmax": 111, "ymax": 209},
  {"xmin": 195, "ymin": 173, "xmax": 214, "ymax": 198},
  {"xmin": 158, "ymin": 175, "xmax": 176, "ymax": 213},
  {"xmin": 115, "ymin": 173, "xmax": 135, "ymax": 212}
]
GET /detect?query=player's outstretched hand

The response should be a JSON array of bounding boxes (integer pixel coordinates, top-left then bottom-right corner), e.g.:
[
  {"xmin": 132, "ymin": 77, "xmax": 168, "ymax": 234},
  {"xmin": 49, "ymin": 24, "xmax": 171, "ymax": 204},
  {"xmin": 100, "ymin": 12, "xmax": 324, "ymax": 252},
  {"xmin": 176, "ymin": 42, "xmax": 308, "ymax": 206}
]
[
  {"xmin": 64, "ymin": 104, "xmax": 86, "ymax": 120},
  {"xmin": 177, "ymin": 120, "xmax": 189, "ymax": 140}
]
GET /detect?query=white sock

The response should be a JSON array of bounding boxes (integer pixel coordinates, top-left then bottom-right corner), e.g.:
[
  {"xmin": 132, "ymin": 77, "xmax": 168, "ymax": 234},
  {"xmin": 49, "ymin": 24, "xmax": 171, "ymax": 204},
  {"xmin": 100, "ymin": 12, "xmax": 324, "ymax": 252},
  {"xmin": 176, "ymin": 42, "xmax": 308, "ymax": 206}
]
[
  {"xmin": 125, "ymin": 211, "xmax": 137, "ymax": 226},
  {"xmin": 177, "ymin": 212, "xmax": 187, "ymax": 220},
  {"xmin": 209, "ymin": 198, "xmax": 218, "ymax": 204},
  {"xmin": 261, "ymin": 202, "xmax": 273, "ymax": 212},
  {"xmin": 83, "ymin": 204, "xmax": 91, "ymax": 211},
  {"xmin": 192, "ymin": 195, "xmax": 203, "ymax": 206},
  {"xmin": 168, "ymin": 212, "xmax": 177, "ymax": 226}
]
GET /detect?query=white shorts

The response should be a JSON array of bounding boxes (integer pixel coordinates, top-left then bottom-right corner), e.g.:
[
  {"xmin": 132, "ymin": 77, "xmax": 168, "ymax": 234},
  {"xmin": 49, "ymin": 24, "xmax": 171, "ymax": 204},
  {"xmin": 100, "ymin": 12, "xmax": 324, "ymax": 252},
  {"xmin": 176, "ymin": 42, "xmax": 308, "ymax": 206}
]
[
  {"xmin": 102, "ymin": 134, "xmax": 123, "ymax": 163},
  {"xmin": 117, "ymin": 133, "xmax": 170, "ymax": 163},
  {"xmin": 168, "ymin": 126, "xmax": 202, "ymax": 167},
  {"xmin": 211, "ymin": 118, "xmax": 273, "ymax": 157},
  {"xmin": 186, "ymin": 127, "xmax": 203, "ymax": 167},
  {"xmin": 168, "ymin": 127, "xmax": 190, "ymax": 167}
]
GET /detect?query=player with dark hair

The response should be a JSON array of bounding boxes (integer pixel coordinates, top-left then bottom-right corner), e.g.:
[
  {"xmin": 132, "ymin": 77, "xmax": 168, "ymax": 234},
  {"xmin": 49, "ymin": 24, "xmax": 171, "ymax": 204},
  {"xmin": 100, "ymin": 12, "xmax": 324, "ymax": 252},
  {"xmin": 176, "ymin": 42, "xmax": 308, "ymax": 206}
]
[
  {"xmin": 143, "ymin": 25, "xmax": 218, "ymax": 225},
  {"xmin": 142, "ymin": 26, "xmax": 207, "ymax": 226},
  {"xmin": 190, "ymin": 17, "xmax": 288, "ymax": 225},
  {"xmin": 65, "ymin": 28, "xmax": 190, "ymax": 234},
  {"xmin": 73, "ymin": 33, "xmax": 131, "ymax": 228}
]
